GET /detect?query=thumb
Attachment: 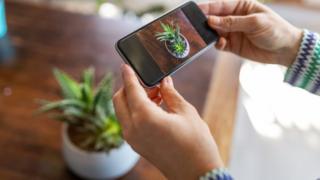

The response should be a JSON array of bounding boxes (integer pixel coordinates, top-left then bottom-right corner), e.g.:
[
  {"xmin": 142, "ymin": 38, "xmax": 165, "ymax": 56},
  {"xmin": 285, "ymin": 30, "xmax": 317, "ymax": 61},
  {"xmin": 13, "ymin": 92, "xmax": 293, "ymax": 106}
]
[
  {"xmin": 160, "ymin": 76, "xmax": 189, "ymax": 113},
  {"xmin": 208, "ymin": 15, "xmax": 258, "ymax": 33}
]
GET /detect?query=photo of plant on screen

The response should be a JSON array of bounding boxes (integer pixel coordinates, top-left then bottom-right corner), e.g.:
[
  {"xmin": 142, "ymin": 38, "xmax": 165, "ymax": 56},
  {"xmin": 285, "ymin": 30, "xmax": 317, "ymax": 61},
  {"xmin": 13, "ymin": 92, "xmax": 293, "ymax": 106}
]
[
  {"xmin": 155, "ymin": 21, "xmax": 190, "ymax": 59},
  {"xmin": 136, "ymin": 9, "xmax": 206, "ymax": 74}
]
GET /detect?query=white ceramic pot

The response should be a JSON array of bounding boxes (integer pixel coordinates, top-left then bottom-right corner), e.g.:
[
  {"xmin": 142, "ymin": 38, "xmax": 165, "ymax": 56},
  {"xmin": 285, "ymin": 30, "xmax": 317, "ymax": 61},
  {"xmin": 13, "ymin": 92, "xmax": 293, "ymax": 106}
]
[{"xmin": 62, "ymin": 125, "xmax": 139, "ymax": 179}]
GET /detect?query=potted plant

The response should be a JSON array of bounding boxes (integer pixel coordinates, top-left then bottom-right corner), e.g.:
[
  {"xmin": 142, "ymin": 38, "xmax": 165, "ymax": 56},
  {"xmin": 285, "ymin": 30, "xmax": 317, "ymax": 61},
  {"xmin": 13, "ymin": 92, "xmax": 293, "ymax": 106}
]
[
  {"xmin": 155, "ymin": 21, "xmax": 190, "ymax": 59},
  {"xmin": 38, "ymin": 68, "xmax": 139, "ymax": 179}
]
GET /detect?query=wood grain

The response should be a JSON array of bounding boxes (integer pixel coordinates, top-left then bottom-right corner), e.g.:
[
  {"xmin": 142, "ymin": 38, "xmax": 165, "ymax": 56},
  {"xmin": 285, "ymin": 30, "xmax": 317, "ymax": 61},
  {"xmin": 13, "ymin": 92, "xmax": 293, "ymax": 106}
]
[{"xmin": 0, "ymin": 1, "xmax": 219, "ymax": 179}]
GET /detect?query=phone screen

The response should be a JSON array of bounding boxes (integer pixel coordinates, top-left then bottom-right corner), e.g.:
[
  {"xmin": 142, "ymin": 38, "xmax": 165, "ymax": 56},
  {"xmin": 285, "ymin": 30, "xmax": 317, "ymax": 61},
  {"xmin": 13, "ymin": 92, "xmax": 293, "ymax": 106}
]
[{"xmin": 117, "ymin": 1, "xmax": 218, "ymax": 87}]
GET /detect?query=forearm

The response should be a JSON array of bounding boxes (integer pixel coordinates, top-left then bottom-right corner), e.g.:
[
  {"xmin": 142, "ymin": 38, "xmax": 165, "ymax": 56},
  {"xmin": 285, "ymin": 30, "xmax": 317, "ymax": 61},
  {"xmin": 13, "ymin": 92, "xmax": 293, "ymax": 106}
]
[{"xmin": 284, "ymin": 30, "xmax": 320, "ymax": 94}]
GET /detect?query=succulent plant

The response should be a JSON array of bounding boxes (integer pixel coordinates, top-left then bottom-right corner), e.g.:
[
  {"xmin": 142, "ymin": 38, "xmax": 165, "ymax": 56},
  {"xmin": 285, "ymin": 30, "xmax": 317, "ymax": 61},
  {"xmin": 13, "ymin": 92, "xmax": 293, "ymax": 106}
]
[
  {"xmin": 155, "ymin": 21, "xmax": 187, "ymax": 56},
  {"xmin": 38, "ymin": 68, "xmax": 122, "ymax": 152}
]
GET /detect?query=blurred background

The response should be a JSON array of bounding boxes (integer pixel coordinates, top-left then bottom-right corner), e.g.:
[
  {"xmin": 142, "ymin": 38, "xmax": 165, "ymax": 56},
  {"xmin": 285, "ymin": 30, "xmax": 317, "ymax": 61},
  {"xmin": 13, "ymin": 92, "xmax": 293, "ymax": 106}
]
[
  {"xmin": 9, "ymin": 0, "xmax": 320, "ymax": 22},
  {"xmin": 1, "ymin": 0, "xmax": 320, "ymax": 180}
]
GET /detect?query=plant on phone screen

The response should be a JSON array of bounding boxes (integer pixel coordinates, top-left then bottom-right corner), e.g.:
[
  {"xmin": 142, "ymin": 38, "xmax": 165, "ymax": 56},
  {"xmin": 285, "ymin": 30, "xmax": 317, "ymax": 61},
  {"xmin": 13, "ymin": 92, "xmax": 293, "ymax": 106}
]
[{"xmin": 155, "ymin": 21, "xmax": 190, "ymax": 59}]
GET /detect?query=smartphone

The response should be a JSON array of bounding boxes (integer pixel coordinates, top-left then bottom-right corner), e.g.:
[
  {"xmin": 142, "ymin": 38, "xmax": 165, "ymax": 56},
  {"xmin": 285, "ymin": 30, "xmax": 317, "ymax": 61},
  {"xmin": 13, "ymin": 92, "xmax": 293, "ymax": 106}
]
[{"xmin": 116, "ymin": 1, "xmax": 218, "ymax": 87}]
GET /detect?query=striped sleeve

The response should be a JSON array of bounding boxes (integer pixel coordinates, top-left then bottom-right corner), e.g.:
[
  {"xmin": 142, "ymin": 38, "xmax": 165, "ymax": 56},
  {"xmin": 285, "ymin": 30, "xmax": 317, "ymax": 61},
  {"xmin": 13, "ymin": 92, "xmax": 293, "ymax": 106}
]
[
  {"xmin": 284, "ymin": 30, "xmax": 320, "ymax": 95},
  {"xmin": 200, "ymin": 168, "xmax": 233, "ymax": 180}
]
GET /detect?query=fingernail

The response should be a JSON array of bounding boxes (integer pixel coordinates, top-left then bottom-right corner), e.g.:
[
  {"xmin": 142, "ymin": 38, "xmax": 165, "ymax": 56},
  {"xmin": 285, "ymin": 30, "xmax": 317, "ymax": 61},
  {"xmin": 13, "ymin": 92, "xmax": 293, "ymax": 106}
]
[
  {"xmin": 167, "ymin": 76, "xmax": 174, "ymax": 86},
  {"xmin": 164, "ymin": 77, "xmax": 169, "ymax": 84},
  {"xmin": 209, "ymin": 16, "xmax": 220, "ymax": 26},
  {"xmin": 161, "ymin": 77, "xmax": 168, "ymax": 86}
]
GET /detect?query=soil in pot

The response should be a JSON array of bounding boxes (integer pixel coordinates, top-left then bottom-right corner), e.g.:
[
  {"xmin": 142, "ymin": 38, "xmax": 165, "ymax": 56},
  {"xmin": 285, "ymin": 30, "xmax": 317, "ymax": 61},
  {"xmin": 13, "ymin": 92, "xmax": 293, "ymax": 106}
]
[
  {"xmin": 68, "ymin": 126, "xmax": 92, "ymax": 151},
  {"xmin": 67, "ymin": 125, "xmax": 122, "ymax": 152}
]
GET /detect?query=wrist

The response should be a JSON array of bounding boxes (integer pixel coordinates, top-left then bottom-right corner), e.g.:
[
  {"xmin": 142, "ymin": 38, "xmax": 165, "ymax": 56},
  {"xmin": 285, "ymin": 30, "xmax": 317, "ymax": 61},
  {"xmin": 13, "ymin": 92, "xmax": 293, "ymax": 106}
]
[
  {"xmin": 161, "ymin": 152, "xmax": 224, "ymax": 180},
  {"xmin": 179, "ymin": 162, "xmax": 224, "ymax": 180},
  {"xmin": 280, "ymin": 28, "xmax": 304, "ymax": 67},
  {"xmin": 193, "ymin": 148, "xmax": 224, "ymax": 179},
  {"xmin": 167, "ymin": 147, "xmax": 224, "ymax": 179}
]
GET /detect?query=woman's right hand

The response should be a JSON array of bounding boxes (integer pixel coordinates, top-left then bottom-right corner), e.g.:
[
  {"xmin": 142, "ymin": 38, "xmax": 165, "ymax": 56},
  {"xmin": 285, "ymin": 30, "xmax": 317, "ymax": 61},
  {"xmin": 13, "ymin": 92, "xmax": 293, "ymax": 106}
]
[
  {"xmin": 113, "ymin": 65, "xmax": 223, "ymax": 180},
  {"xmin": 199, "ymin": 0, "xmax": 303, "ymax": 67}
]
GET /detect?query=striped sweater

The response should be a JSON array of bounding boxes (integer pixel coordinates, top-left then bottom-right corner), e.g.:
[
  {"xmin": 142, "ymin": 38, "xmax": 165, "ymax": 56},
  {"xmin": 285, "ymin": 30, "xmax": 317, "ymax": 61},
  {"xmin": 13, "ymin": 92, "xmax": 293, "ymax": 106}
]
[{"xmin": 285, "ymin": 30, "xmax": 320, "ymax": 94}]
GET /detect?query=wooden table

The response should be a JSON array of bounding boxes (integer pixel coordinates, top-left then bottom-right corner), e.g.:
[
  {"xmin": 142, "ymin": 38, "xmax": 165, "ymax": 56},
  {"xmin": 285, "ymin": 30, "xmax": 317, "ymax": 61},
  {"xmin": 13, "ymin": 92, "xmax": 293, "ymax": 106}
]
[{"xmin": 0, "ymin": 1, "xmax": 237, "ymax": 179}]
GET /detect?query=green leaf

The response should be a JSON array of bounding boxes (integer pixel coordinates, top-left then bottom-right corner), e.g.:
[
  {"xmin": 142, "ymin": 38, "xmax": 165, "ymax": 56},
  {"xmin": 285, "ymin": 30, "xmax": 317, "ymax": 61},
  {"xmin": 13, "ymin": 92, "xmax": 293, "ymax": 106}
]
[
  {"xmin": 93, "ymin": 73, "xmax": 113, "ymax": 109},
  {"xmin": 34, "ymin": 99, "xmax": 51, "ymax": 106},
  {"xmin": 63, "ymin": 107, "xmax": 93, "ymax": 121},
  {"xmin": 160, "ymin": 22, "xmax": 166, "ymax": 30},
  {"xmin": 83, "ymin": 68, "xmax": 94, "ymax": 106},
  {"xmin": 81, "ymin": 84, "xmax": 94, "ymax": 111},
  {"xmin": 82, "ymin": 68, "xmax": 94, "ymax": 89},
  {"xmin": 175, "ymin": 24, "xmax": 180, "ymax": 37},
  {"xmin": 107, "ymin": 121, "xmax": 121, "ymax": 135},
  {"xmin": 38, "ymin": 99, "xmax": 86, "ymax": 113},
  {"xmin": 156, "ymin": 21, "xmax": 182, "ymax": 45},
  {"xmin": 81, "ymin": 68, "xmax": 95, "ymax": 107},
  {"xmin": 96, "ymin": 106, "xmax": 106, "ymax": 122},
  {"xmin": 53, "ymin": 69, "xmax": 81, "ymax": 99}
]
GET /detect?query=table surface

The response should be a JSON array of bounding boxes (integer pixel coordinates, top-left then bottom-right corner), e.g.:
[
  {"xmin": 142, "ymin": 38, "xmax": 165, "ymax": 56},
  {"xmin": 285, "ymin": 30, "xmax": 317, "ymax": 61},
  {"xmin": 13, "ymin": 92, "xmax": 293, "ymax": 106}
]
[{"xmin": 0, "ymin": 1, "xmax": 219, "ymax": 179}]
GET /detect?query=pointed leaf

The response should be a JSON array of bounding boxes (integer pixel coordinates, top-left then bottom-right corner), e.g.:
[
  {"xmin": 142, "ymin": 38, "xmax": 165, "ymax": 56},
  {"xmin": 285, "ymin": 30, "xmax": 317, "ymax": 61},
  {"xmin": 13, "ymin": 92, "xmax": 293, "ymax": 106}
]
[
  {"xmin": 93, "ymin": 73, "xmax": 113, "ymax": 109},
  {"xmin": 82, "ymin": 67, "xmax": 94, "ymax": 88},
  {"xmin": 38, "ymin": 99, "xmax": 86, "ymax": 113},
  {"xmin": 53, "ymin": 69, "xmax": 81, "ymax": 99}
]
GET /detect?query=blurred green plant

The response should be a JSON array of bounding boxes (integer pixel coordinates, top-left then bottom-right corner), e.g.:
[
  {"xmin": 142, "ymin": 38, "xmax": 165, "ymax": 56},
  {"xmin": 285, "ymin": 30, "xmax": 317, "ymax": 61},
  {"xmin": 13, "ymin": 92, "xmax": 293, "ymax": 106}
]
[
  {"xmin": 156, "ymin": 21, "xmax": 187, "ymax": 56},
  {"xmin": 96, "ymin": 0, "xmax": 106, "ymax": 9},
  {"xmin": 37, "ymin": 68, "xmax": 122, "ymax": 152}
]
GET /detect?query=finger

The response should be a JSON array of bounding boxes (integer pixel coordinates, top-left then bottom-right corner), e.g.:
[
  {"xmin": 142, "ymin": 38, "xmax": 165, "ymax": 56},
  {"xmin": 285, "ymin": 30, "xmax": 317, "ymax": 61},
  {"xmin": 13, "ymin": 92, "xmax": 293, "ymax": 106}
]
[
  {"xmin": 121, "ymin": 64, "xmax": 150, "ymax": 110},
  {"xmin": 215, "ymin": 37, "xmax": 227, "ymax": 50},
  {"xmin": 208, "ymin": 15, "xmax": 258, "ymax": 33},
  {"xmin": 199, "ymin": 0, "xmax": 249, "ymax": 16},
  {"xmin": 215, "ymin": 29, "xmax": 227, "ymax": 37},
  {"xmin": 152, "ymin": 96, "xmax": 162, "ymax": 106},
  {"xmin": 113, "ymin": 88, "xmax": 131, "ymax": 129},
  {"xmin": 146, "ymin": 86, "xmax": 160, "ymax": 100},
  {"xmin": 160, "ymin": 76, "xmax": 189, "ymax": 113},
  {"xmin": 198, "ymin": 2, "xmax": 210, "ymax": 15}
]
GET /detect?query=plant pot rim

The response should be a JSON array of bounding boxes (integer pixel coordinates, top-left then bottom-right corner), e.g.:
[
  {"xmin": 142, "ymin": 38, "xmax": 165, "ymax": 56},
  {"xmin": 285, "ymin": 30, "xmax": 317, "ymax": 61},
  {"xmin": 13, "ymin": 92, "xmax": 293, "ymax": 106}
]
[{"xmin": 62, "ymin": 124, "xmax": 123, "ymax": 155}]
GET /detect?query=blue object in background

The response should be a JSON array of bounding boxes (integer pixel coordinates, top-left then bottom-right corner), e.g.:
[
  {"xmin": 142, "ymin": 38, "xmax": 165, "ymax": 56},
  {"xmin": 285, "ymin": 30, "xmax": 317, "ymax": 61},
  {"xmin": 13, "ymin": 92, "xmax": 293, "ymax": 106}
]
[{"xmin": 0, "ymin": 0, "xmax": 7, "ymax": 38}]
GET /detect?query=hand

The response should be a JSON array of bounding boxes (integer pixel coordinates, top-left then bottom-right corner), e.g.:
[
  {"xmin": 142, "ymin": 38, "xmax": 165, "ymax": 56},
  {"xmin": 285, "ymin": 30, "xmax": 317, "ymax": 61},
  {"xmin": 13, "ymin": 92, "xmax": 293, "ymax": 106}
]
[
  {"xmin": 199, "ymin": 0, "xmax": 303, "ymax": 67},
  {"xmin": 113, "ymin": 64, "xmax": 223, "ymax": 180}
]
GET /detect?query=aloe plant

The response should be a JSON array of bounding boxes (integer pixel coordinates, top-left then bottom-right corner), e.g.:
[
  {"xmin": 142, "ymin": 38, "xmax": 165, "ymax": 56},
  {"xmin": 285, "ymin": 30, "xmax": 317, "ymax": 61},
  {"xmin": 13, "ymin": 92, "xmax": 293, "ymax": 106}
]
[
  {"xmin": 155, "ymin": 21, "xmax": 187, "ymax": 56},
  {"xmin": 38, "ymin": 68, "xmax": 122, "ymax": 152}
]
